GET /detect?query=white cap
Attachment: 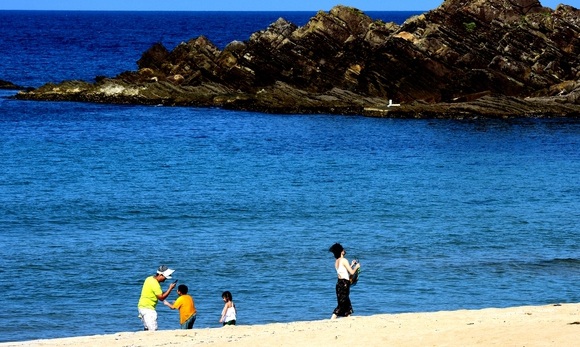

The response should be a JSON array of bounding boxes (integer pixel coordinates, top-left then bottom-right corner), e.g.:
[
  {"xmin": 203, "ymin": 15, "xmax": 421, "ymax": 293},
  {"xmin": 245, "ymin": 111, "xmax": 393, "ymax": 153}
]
[{"xmin": 156, "ymin": 265, "xmax": 175, "ymax": 279}]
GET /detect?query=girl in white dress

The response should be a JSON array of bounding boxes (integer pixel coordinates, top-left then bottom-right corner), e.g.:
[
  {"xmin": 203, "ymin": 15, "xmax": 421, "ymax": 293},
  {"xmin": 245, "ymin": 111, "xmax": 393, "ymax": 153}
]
[{"xmin": 219, "ymin": 291, "xmax": 236, "ymax": 326}]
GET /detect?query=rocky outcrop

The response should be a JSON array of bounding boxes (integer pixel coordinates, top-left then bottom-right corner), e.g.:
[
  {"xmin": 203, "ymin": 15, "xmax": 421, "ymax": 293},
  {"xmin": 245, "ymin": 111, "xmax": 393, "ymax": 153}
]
[
  {"xmin": 0, "ymin": 79, "xmax": 26, "ymax": 90},
  {"xmin": 15, "ymin": 0, "xmax": 580, "ymax": 118}
]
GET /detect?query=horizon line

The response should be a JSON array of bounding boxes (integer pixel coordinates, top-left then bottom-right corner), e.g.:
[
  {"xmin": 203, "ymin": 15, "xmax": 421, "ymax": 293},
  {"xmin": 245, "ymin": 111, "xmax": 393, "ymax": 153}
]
[{"xmin": 0, "ymin": 9, "xmax": 428, "ymax": 12}]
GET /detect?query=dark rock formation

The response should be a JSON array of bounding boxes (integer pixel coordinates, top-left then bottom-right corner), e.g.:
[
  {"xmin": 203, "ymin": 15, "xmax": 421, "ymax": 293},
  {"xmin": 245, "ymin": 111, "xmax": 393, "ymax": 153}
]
[
  {"xmin": 0, "ymin": 79, "xmax": 26, "ymax": 90},
  {"xmin": 15, "ymin": 0, "xmax": 580, "ymax": 118}
]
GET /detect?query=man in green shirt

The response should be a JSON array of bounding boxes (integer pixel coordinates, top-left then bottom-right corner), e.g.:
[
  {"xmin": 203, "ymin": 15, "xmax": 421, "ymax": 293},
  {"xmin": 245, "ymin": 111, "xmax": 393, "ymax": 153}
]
[{"xmin": 138, "ymin": 265, "xmax": 177, "ymax": 331}]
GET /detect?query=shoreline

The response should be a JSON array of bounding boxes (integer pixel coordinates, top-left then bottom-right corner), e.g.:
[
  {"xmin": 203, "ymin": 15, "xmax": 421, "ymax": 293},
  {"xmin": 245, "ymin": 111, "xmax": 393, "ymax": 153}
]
[{"xmin": 2, "ymin": 303, "xmax": 578, "ymax": 347}]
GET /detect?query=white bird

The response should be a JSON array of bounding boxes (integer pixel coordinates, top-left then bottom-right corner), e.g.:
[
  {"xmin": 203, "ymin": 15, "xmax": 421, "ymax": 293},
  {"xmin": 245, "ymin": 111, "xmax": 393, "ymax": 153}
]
[{"xmin": 387, "ymin": 99, "xmax": 400, "ymax": 107}]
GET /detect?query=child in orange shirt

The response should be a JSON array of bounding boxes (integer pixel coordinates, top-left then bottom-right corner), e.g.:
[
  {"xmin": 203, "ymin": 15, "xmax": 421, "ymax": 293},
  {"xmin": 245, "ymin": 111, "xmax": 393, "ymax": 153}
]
[{"xmin": 163, "ymin": 284, "xmax": 197, "ymax": 329}]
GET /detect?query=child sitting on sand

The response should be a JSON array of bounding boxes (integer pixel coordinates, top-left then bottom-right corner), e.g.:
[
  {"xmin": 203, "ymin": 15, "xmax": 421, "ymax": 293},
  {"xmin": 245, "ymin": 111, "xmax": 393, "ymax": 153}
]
[{"xmin": 219, "ymin": 291, "xmax": 236, "ymax": 326}]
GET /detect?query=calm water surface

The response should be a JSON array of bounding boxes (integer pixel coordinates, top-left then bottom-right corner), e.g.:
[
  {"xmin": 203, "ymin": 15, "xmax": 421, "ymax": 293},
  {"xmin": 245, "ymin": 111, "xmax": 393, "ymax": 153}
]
[{"xmin": 0, "ymin": 10, "xmax": 579, "ymax": 343}]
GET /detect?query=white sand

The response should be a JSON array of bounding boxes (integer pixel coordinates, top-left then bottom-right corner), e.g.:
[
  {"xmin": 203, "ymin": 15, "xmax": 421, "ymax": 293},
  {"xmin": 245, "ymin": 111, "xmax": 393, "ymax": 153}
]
[{"xmin": 2, "ymin": 303, "xmax": 579, "ymax": 347}]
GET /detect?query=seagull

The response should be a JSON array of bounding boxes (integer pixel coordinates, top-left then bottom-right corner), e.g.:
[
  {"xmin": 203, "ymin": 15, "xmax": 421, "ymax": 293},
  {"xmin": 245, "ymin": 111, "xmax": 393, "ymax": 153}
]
[{"xmin": 387, "ymin": 99, "xmax": 400, "ymax": 107}]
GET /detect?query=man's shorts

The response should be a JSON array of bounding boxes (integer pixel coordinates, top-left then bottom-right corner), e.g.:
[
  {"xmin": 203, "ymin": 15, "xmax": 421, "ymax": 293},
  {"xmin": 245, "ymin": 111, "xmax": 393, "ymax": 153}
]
[{"xmin": 138, "ymin": 308, "xmax": 158, "ymax": 331}]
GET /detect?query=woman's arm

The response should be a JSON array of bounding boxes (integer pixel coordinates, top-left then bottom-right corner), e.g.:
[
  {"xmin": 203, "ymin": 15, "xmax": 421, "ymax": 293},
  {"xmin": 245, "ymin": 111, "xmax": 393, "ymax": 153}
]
[{"xmin": 342, "ymin": 258, "xmax": 360, "ymax": 275}]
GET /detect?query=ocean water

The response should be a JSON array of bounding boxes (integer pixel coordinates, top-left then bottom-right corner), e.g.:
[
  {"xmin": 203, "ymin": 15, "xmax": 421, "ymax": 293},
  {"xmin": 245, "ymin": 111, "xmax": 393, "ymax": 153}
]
[{"xmin": 0, "ymin": 11, "xmax": 579, "ymax": 344}]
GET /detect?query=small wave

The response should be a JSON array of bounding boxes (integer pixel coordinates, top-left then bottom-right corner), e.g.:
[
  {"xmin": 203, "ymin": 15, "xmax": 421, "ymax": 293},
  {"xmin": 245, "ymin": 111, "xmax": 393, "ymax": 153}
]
[
  {"xmin": 485, "ymin": 257, "xmax": 580, "ymax": 274},
  {"xmin": 537, "ymin": 258, "xmax": 580, "ymax": 267}
]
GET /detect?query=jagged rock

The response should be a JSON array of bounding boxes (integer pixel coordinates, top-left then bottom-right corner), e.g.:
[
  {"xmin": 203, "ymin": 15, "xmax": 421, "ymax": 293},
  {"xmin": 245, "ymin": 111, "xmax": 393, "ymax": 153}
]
[{"xmin": 15, "ymin": 1, "xmax": 580, "ymax": 118}]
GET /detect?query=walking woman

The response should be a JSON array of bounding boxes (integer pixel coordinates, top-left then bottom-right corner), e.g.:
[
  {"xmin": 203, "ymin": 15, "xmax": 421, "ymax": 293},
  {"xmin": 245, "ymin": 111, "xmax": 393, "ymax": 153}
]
[{"xmin": 329, "ymin": 243, "xmax": 360, "ymax": 319}]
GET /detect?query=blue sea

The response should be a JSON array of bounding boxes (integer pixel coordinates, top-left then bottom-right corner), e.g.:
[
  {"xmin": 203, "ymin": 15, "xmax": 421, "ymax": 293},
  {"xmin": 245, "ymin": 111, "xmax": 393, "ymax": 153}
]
[{"xmin": 0, "ymin": 10, "xmax": 579, "ymax": 344}]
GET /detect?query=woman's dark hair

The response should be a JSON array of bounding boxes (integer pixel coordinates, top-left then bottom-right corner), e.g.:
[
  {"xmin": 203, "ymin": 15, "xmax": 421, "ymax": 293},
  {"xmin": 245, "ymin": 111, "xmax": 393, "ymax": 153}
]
[
  {"xmin": 329, "ymin": 243, "xmax": 344, "ymax": 259},
  {"xmin": 178, "ymin": 284, "xmax": 188, "ymax": 294},
  {"xmin": 222, "ymin": 290, "xmax": 233, "ymax": 301}
]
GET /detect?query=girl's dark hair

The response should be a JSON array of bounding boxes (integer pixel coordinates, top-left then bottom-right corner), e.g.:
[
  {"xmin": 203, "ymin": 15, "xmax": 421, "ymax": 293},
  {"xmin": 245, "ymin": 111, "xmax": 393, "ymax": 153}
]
[
  {"xmin": 329, "ymin": 243, "xmax": 344, "ymax": 259},
  {"xmin": 222, "ymin": 290, "xmax": 233, "ymax": 301}
]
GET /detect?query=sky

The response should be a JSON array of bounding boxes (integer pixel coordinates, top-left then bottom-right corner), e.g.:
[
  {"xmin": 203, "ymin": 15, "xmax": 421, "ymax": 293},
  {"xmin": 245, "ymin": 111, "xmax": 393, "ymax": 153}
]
[{"xmin": 0, "ymin": 0, "xmax": 576, "ymax": 12}]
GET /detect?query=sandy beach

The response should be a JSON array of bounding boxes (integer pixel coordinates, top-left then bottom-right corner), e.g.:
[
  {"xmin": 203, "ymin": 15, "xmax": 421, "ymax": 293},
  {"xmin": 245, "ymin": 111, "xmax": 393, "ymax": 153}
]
[{"xmin": 2, "ymin": 303, "xmax": 578, "ymax": 347}]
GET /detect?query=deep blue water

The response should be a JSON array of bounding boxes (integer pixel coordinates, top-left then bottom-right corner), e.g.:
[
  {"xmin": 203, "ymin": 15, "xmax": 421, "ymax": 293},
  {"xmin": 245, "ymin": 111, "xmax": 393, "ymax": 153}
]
[
  {"xmin": 0, "ymin": 10, "xmax": 419, "ymax": 88},
  {"xmin": 1, "ymin": 10, "xmax": 579, "ymax": 344}
]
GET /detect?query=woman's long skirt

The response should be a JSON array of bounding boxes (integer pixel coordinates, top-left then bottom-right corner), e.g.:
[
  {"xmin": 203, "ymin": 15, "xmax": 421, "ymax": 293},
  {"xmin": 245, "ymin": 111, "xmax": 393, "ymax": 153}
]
[{"xmin": 333, "ymin": 279, "xmax": 353, "ymax": 317}]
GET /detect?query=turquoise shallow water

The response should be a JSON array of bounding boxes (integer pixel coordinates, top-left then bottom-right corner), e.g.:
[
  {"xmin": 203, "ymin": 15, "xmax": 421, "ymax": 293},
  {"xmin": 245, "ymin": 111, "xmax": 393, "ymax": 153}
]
[{"xmin": 0, "ymin": 10, "xmax": 579, "ymax": 343}]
